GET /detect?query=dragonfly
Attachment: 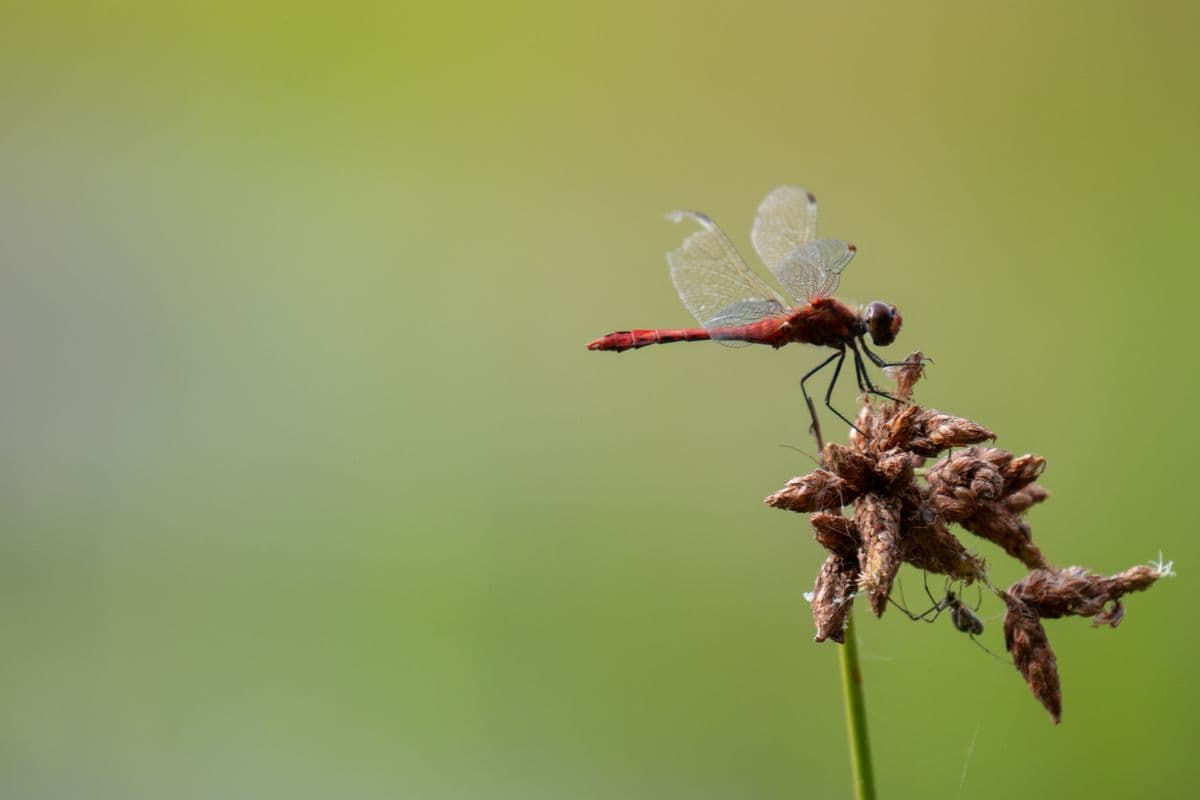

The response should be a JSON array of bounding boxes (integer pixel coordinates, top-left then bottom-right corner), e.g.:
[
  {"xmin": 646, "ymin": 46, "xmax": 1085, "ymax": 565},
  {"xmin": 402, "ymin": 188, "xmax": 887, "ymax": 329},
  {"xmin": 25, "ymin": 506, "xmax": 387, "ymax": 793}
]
[{"xmin": 587, "ymin": 186, "xmax": 907, "ymax": 439}]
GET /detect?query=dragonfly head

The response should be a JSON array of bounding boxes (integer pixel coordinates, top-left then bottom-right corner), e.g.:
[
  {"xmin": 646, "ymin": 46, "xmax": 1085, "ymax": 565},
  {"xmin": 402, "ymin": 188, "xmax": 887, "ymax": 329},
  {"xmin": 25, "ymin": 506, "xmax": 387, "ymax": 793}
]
[{"xmin": 864, "ymin": 301, "xmax": 902, "ymax": 347}]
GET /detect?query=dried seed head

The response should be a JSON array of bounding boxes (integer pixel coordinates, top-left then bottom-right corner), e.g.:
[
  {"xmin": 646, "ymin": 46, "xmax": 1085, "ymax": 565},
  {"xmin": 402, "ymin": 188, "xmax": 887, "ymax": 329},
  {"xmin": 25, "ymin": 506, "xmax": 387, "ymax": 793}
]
[
  {"xmin": 900, "ymin": 517, "xmax": 988, "ymax": 583},
  {"xmin": 854, "ymin": 493, "xmax": 903, "ymax": 617},
  {"xmin": 822, "ymin": 444, "xmax": 877, "ymax": 492},
  {"xmin": 811, "ymin": 552, "xmax": 858, "ymax": 643},
  {"xmin": 926, "ymin": 448, "xmax": 1051, "ymax": 569},
  {"xmin": 1001, "ymin": 454, "xmax": 1046, "ymax": 493},
  {"xmin": 875, "ymin": 403, "xmax": 924, "ymax": 452},
  {"xmin": 848, "ymin": 403, "xmax": 879, "ymax": 450},
  {"xmin": 764, "ymin": 470, "xmax": 857, "ymax": 513},
  {"xmin": 1003, "ymin": 600, "xmax": 1062, "ymax": 724},
  {"xmin": 1007, "ymin": 562, "xmax": 1173, "ymax": 622},
  {"xmin": 810, "ymin": 512, "xmax": 861, "ymax": 560},
  {"xmin": 1003, "ymin": 484, "xmax": 1050, "ymax": 513},
  {"xmin": 776, "ymin": 383, "xmax": 1167, "ymax": 723},
  {"xmin": 906, "ymin": 411, "xmax": 997, "ymax": 456},
  {"xmin": 958, "ymin": 504, "xmax": 1050, "ymax": 570},
  {"xmin": 926, "ymin": 449, "xmax": 1005, "ymax": 516},
  {"xmin": 875, "ymin": 450, "xmax": 916, "ymax": 493}
]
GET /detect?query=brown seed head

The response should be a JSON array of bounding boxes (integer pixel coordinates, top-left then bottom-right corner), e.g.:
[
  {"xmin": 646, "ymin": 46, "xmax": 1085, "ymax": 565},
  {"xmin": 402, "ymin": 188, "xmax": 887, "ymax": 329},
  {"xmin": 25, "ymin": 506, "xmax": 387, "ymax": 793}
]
[
  {"xmin": 1007, "ymin": 561, "xmax": 1173, "ymax": 623},
  {"xmin": 811, "ymin": 552, "xmax": 859, "ymax": 643},
  {"xmin": 809, "ymin": 512, "xmax": 861, "ymax": 560},
  {"xmin": 822, "ymin": 443, "xmax": 877, "ymax": 492},
  {"xmin": 926, "ymin": 448, "xmax": 1051, "ymax": 569},
  {"xmin": 854, "ymin": 493, "xmax": 903, "ymax": 617},
  {"xmin": 900, "ymin": 517, "xmax": 988, "ymax": 583},
  {"xmin": 1001, "ymin": 454, "xmax": 1047, "ymax": 493},
  {"xmin": 875, "ymin": 450, "xmax": 916, "ymax": 493},
  {"xmin": 764, "ymin": 470, "xmax": 857, "ymax": 513},
  {"xmin": 1003, "ymin": 599, "xmax": 1062, "ymax": 724},
  {"xmin": 1003, "ymin": 484, "xmax": 1051, "ymax": 513},
  {"xmin": 906, "ymin": 411, "xmax": 997, "ymax": 456}
]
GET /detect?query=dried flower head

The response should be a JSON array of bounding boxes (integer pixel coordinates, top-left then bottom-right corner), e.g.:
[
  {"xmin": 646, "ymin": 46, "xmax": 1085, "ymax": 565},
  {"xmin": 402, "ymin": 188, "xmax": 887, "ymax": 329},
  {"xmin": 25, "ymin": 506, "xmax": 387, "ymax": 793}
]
[
  {"xmin": 764, "ymin": 470, "xmax": 857, "ymax": 513},
  {"xmin": 766, "ymin": 352, "xmax": 1171, "ymax": 723},
  {"xmin": 855, "ymin": 493, "xmax": 903, "ymax": 616},
  {"xmin": 1007, "ymin": 561, "xmax": 1174, "ymax": 626},
  {"xmin": 1003, "ymin": 600, "xmax": 1062, "ymax": 723},
  {"xmin": 926, "ymin": 448, "xmax": 1050, "ymax": 569},
  {"xmin": 806, "ymin": 513, "xmax": 862, "ymax": 642}
]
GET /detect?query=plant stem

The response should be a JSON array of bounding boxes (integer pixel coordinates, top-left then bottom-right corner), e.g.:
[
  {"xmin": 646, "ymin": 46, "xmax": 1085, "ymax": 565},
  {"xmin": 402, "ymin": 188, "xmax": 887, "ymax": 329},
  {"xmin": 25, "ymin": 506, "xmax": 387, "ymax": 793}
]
[{"xmin": 838, "ymin": 610, "xmax": 876, "ymax": 800}]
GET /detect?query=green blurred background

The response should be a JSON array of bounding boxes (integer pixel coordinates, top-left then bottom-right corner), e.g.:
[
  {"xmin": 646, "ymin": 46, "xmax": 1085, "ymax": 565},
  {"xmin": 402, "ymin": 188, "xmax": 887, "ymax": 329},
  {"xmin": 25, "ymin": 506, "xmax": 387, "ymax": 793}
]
[{"xmin": 2, "ymin": 2, "xmax": 1196, "ymax": 798}]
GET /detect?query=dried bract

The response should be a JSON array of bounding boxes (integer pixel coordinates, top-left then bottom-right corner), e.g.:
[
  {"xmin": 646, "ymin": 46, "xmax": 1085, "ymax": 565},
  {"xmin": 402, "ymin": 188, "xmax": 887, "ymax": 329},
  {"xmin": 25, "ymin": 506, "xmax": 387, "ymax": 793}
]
[
  {"xmin": 812, "ymin": 553, "xmax": 858, "ymax": 643},
  {"xmin": 809, "ymin": 512, "xmax": 860, "ymax": 560},
  {"xmin": 855, "ymin": 494, "xmax": 903, "ymax": 617},
  {"xmin": 900, "ymin": 518, "xmax": 987, "ymax": 583},
  {"xmin": 764, "ymin": 470, "xmax": 857, "ymax": 513},
  {"xmin": 1003, "ymin": 484, "xmax": 1050, "ymax": 514},
  {"xmin": 905, "ymin": 411, "xmax": 996, "ymax": 457},
  {"xmin": 1003, "ymin": 600, "xmax": 1062, "ymax": 723},
  {"xmin": 926, "ymin": 448, "xmax": 1050, "ymax": 569},
  {"xmin": 1007, "ymin": 563, "xmax": 1173, "ymax": 624},
  {"xmin": 885, "ymin": 351, "xmax": 927, "ymax": 402},
  {"xmin": 822, "ymin": 444, "xmax": 877, "ymax": 492}
]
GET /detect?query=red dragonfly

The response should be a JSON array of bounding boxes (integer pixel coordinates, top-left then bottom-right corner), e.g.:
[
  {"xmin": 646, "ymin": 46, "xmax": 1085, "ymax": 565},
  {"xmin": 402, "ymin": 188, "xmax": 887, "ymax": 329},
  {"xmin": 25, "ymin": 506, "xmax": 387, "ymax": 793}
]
[{"xmin": 587, "ymin": 186, "xmax": 906, "ymax": 436}]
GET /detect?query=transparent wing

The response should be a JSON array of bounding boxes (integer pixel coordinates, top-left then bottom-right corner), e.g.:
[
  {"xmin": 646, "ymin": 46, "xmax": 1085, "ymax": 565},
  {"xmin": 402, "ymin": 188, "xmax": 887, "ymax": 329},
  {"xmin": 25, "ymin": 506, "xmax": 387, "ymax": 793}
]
[
  {"xmin": 666, "ymin": 211, "xmax": 788, "ymax": 344},
  {"xmin": 774, "ymin": 239, "xmax": 858, "ymax": 300},
  {"xmin": 751, "ymin": 185, "xmax": 819, "ymax": 272}
]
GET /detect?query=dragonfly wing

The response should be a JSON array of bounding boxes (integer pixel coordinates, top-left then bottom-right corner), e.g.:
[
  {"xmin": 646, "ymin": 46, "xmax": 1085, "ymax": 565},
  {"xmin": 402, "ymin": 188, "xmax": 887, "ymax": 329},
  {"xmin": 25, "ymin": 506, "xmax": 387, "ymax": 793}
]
[
  {"xmin": 774, "ymin": 238, "xmax": 858, "ymax": 300},
  {"xmin": 705, "ymin": 299, "xmax": 788, "ymax": 346},
  {"xmin": 751, "ymin": 186, "xmax": 819, "ymax": 274},
  {"xmin": 666, "ymin": 210, "xmax": 788, "ymax": 342}
]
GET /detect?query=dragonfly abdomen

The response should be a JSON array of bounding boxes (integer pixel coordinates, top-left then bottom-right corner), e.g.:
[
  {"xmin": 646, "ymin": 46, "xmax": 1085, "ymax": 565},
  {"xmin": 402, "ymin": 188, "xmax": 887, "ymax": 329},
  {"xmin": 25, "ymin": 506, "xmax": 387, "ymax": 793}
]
[{"xmin": 587, "ymin": 328, "xmax": 712, "ymax": 352}]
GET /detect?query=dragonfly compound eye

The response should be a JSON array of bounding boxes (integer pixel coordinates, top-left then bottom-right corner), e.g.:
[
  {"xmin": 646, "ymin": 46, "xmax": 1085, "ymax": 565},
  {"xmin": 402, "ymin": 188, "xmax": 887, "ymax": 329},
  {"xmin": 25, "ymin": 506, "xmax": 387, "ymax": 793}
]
[{"xmin": 866, "ymin": 301, "xmax": 901, "ymax": 347}]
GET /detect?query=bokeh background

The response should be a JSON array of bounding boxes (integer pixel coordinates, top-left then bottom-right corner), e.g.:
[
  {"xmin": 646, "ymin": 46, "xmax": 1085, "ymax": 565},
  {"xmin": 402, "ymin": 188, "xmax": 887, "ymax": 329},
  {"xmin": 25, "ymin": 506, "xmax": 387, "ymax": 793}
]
[{"xmin": 2, "ymin": 2, "xmax": 1197, "ymax": 798}]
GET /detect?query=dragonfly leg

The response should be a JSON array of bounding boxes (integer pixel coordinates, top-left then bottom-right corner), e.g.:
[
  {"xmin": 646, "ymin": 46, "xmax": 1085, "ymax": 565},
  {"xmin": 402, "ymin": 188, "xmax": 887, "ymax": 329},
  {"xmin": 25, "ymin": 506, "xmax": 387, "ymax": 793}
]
[
  {"xmin": 860, "ymin": 339, "xmax": 933, "ymax": 370},
  {"xmin": 848, "ymin": 340, "xmax": 900, "ymax": 404},
  {"xmin": 800, "ymin": 349, "xmax": 842, "ymax": 450},
  {"xmin": 822, "ymin": 348, "xmax": 867, "ymax": 436}
]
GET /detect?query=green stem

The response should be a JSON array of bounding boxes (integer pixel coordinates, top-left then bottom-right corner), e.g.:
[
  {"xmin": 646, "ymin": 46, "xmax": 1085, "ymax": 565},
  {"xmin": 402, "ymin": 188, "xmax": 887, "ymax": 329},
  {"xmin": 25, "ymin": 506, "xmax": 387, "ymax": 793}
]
[{"xmin": 838, "ymin": 610, "xmax": 876, "ymax": 800}]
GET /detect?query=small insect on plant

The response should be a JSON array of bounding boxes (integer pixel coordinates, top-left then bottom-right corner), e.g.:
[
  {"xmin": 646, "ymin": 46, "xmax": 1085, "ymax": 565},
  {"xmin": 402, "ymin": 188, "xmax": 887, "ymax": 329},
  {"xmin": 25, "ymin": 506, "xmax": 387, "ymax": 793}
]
[{"xmin": 892, "ymin": 574, "xmax": 997, "ymax": 656}]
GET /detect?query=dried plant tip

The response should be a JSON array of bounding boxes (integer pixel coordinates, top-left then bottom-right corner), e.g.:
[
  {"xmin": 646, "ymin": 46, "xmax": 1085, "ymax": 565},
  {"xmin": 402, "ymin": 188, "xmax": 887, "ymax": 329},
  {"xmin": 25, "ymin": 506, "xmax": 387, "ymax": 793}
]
[
  {"xmin": 875, "ymin": 450, "xmax": 915, "ymax": 492},
  {"xmin": 854, "ymin": 493, "xmax": 903, "ymax": 617},
  {"xmin": 812, "ymin": 552, "xmax": 858, "ymax": 643},
  {"xmin": 900, "ymin": 518, "xmax": 988, "ymax": 583},
  {"xmin": 911, "ymin": 411, "xmax": 996, "ymax": 455},
  {"xmin": 1001, "ymin": 454, "xmax": 1046, "ymax": 493},
  {"xmin": 1003, "ymin": 601, "xmax": 1062, "ymax": 724},
  {"xmin": 848, "ymin": 403, "xmax": 878, "ymax": 450},
  {"xmin": 765, "ymin": 470, "xmax": 858, "ymax": 513},
  {"xmin": 885, "ymin": 351, "xmax": 927, "ymax": 402},
  {"xmin": 822, "ymin": 444, "xmax": 877, "ymax": 491},
  {"xmin": 1003, "ymin": 484, "xmax": 1050, "ymax": 513},
  {"xmin": 873, "ymin": 403, "xmax": 923, "ymax": 452},
  {"xmin": 1009, "ymin": 562, "xmax": 1172, "ymax": 621},
  {"xmin": 810, "ymin": 512, "xmax": 861, "ymax": 560},
  {"xmin": 926, "ymin": 451, "xmax": 1005, "ymax": 520},
  {"xmin": 959, "ymin": 505, "xmax": 1050, "ymax": 569},
  {"xmin": 927, "ymin": 448, "xmax": 1050, "ymax": 569}
]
